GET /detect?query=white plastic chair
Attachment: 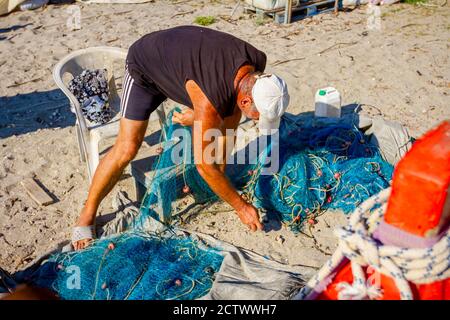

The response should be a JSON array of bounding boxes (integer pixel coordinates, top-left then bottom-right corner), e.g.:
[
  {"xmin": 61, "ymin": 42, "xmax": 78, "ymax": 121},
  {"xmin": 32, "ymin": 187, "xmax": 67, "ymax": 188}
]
[{"xmin": 53, "ymin": 46, "xmax": 166, "ymax": 182}]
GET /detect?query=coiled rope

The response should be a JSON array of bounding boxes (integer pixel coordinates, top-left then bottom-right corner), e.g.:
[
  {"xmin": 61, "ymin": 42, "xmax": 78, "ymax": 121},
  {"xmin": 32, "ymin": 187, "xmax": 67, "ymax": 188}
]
[{"xmin": 294, "ymin": 187, "xmax": 450, "ymax": 300}]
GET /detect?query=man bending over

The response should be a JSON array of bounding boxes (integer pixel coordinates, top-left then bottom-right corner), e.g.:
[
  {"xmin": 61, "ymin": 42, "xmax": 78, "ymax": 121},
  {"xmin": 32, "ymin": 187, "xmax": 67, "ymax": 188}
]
[{"xmin": 72, "ymin": 26, "xmax": 290, "ymax": 250}]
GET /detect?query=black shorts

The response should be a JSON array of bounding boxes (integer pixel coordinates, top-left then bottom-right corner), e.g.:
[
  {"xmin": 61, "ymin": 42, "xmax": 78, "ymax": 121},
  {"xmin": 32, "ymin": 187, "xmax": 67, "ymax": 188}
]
[{"xmin": 120, "ymin": 65, "xmax": 166, "ymax": 121}]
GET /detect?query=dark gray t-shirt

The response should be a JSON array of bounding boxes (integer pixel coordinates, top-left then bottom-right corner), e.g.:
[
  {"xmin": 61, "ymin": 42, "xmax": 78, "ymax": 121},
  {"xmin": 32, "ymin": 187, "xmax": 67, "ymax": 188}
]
[{"xmin": 126, "ymin": 26, "xmax": 267, "ymax": 118}]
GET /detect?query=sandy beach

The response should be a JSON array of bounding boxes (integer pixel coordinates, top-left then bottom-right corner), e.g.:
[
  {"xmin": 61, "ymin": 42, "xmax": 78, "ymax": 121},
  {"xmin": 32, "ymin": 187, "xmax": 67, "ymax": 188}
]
[{"xmin": 0, "ymin": 0, "xmax": 449, "ymax": 274}]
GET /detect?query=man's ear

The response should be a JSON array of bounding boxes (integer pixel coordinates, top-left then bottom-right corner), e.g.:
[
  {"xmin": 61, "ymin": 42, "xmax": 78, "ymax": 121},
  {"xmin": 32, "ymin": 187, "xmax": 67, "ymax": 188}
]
[{"xmin": 241, "ymin": 96, "xmax": 253, "ymax": 109}]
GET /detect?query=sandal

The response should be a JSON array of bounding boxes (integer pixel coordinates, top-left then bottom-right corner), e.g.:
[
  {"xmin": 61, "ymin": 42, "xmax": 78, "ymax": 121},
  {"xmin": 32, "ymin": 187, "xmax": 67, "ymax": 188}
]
[{"xmin": 71, "ymin": 225, "xmax": 95, "ymax": 246}]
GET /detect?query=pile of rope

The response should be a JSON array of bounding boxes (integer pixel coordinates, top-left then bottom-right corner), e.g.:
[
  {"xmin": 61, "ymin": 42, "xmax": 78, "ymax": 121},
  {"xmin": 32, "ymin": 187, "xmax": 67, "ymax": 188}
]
[{"xmin": 294, "ymin": 188, "xmax": 450, "ymax": 300}]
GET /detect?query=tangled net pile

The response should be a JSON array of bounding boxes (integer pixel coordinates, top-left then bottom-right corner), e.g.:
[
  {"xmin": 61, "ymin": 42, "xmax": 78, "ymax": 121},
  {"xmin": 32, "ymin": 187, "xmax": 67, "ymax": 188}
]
[
  {"xmin": 244, "ymin": 118, "xmax": 393, "ymax": 232},
  {"xmin": 28, "ymin": 232, "xmax": 223, "ymax": 300},
  {"xmin": 139, "ymin": 109, "xmax": 393, "ymax": 233}
]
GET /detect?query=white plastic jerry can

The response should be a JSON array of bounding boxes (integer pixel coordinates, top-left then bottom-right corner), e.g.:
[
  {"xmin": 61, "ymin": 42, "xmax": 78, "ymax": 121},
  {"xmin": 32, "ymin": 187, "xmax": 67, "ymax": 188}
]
[{"xmin": 314, "ymin": 87, "xmax": 342, "ymax": 118}]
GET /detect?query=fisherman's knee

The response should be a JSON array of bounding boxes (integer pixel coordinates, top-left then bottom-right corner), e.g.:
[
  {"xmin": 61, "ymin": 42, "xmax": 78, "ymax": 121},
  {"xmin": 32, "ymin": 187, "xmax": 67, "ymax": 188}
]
[{"xmin": 115, "ymin": 141, "xmax": 140, "ymax": 164}]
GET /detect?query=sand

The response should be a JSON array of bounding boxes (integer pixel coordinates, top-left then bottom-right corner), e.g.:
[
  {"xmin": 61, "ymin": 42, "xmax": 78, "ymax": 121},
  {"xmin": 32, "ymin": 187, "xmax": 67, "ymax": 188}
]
[{"xmin": 0, "ymin": 0, "xmax": 449, "ymax": 275}]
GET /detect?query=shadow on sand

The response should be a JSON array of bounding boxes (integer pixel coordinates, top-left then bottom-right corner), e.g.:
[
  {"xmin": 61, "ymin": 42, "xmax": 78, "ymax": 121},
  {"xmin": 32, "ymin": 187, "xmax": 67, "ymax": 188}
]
[
  {"xmin": 0, "ymin": 23, "xmax": 33, "ymax": 41},
  {"xmin": 0, "ymin": 89, "xmax": 75, "ymax": 139}
]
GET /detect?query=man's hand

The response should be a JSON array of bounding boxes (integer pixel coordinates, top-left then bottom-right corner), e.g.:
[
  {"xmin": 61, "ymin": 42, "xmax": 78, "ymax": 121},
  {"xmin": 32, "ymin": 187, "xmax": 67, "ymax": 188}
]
[
  {"xmin": 236, "ymin": 203, "xmax": 264, "ymax": 232},
  {"xmin": 172, "ymin": 108, "xmax": 194, "ymax": 127}
]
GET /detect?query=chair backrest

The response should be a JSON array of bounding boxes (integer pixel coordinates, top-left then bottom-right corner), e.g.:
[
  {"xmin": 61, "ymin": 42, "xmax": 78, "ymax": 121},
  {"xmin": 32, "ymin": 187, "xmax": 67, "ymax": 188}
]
[{"xmin": 53, "ymin": 47, "xmax": 128, "ymax": 129}]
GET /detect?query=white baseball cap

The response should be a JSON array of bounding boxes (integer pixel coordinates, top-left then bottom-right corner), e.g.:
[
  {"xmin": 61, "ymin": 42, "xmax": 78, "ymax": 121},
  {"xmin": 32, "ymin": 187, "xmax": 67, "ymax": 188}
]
[{"xmin": 252, "ymin": 74, "xmax": 290, "ymax": 130}]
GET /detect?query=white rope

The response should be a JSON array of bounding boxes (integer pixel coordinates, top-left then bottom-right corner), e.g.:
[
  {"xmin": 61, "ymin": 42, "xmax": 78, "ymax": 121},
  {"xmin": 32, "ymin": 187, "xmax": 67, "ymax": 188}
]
[{"xmin": 293, "ymin": 187, "xmax": 450, "ymax": 300}]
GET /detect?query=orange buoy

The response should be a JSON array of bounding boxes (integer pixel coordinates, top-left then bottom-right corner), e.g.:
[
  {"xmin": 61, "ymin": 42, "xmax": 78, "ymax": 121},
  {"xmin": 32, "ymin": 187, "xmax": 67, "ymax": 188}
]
[{"xmin": 316, "ymin": 121, "xmax": 450, "ymax": 300}]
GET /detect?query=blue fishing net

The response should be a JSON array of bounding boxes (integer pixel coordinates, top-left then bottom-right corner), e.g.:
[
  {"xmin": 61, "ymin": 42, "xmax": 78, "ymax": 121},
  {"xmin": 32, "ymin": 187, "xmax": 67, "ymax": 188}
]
[
  {"xmin": 246, "ymin": 118, "xmax": 393, "ymax": 232},
  {"xmin": 136, "ymin": 108, "xmax": 218, "ymax": 227},
  {"xmin": 139, "ymin": 109, "xmax": 393, "ymax": 233},
  {"xmin": 26, "ymin": 232, "xmax": 223, "ymax": 300},
  {"xmin": 22, "ymin": 108, "xmax": 224, "ymax": 301}
]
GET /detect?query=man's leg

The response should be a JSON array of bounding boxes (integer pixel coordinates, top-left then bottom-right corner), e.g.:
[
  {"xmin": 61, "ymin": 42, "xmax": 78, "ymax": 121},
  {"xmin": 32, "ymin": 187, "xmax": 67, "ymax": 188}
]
[
  {"xmin": 73, "ymin": 63, "xmax": 166, "ymax": 250},
  {"xmin": 74, "ymin": 118, "xmax": 148, "ymax": 250}
]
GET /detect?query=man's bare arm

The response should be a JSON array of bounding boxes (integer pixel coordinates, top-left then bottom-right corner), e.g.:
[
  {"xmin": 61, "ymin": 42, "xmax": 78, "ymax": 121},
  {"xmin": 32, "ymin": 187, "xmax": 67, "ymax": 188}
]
[{"xmin": 186, "ymin": 80, "xmax": 263, "ymax": 231}]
